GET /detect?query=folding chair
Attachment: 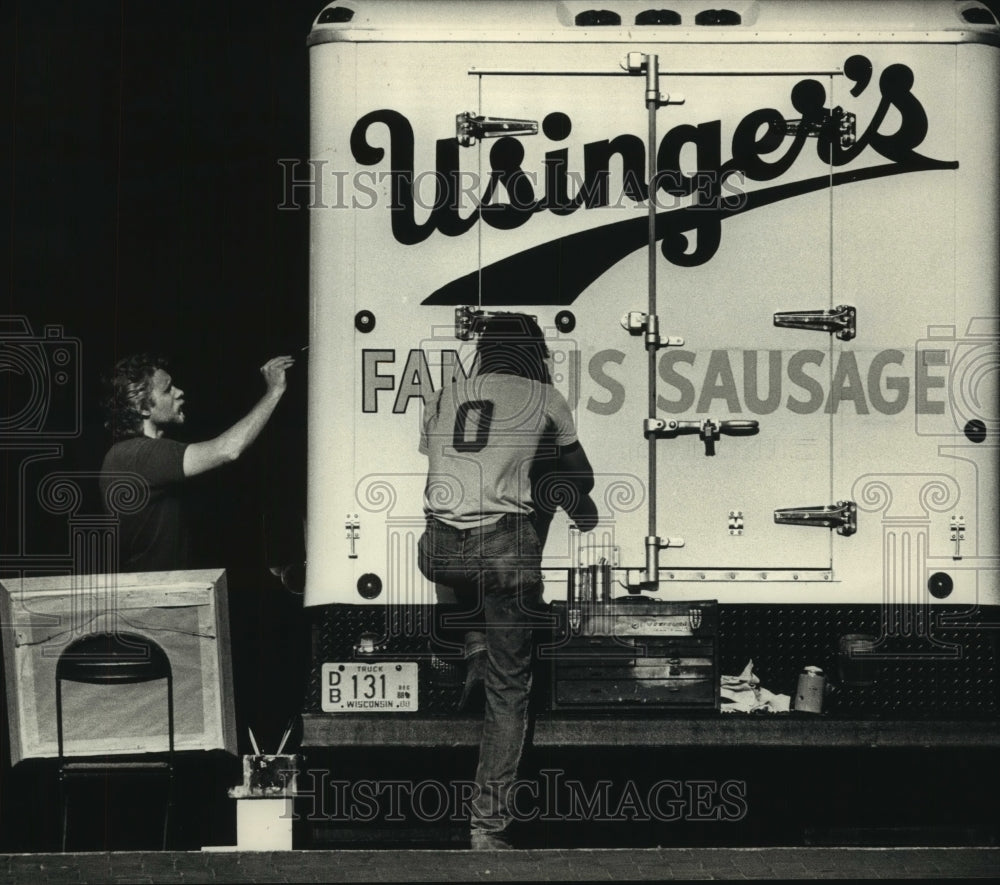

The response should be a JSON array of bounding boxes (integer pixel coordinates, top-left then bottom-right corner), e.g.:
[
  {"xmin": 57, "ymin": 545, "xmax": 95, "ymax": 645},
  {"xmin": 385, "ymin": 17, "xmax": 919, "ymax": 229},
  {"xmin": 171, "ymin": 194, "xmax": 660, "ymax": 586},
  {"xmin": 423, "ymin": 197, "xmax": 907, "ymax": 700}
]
[{"xmin": 55, "ymin": 631, "xmax": 175, "ymax": 850}]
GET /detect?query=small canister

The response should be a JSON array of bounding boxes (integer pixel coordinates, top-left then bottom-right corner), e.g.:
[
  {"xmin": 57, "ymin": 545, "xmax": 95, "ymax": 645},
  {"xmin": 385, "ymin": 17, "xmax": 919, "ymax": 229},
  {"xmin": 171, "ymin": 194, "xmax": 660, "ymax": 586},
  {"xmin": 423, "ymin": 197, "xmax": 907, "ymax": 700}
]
[
  {"xmin": 570, "ymin": 566, "xmax": 594, "ymax": 606},
  {"xmin": 793, "ymin": 665, "xmax": 826, "ymax": 713},
  {"xmin": 838, "ymin": 634, "xmax": 878, "ymax": 687},
  {"xmin": 566, "ymin": 570, "xmax": 583, "ymax": 632},
  {"xmin": 588, "ymin": 559, "xmax": 612, "ymax": 604}
]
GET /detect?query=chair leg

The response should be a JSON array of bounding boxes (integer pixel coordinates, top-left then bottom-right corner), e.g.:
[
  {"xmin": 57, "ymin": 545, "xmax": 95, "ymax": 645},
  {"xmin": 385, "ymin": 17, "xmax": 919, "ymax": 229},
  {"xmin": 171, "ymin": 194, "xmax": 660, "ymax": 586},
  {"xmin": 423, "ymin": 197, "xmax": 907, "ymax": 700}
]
[
  {"xmin": 59, "ymin": 775, "xmax": 68, "ymax": 853},
  {"xmin": 161, "ymin": 772, "xmax": 173, "ymax": 850}
]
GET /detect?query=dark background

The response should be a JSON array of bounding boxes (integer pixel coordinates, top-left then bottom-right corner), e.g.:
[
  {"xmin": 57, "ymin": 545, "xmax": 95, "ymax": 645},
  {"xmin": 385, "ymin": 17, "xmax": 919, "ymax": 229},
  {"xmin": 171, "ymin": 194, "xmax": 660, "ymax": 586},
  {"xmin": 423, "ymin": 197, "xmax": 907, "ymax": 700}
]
[
  {"xmin": 1, "ymin": 0, "xmax": 320, "ymax": 851},
  {"xmin": 3, "ymin": 0, "xmax": 1000, "ymax": 854},
  {"xmin": 2, "ymin": 0, "xmax": 317, "ymax": 549}
]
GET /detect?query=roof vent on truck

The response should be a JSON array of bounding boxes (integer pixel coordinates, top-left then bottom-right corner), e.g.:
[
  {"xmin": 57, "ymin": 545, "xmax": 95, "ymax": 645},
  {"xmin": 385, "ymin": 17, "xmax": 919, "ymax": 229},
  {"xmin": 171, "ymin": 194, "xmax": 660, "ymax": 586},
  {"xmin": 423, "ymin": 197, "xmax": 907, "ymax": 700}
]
[
  {"xmin": 962, "ymin": 6, "xmax": 998, "ymax": 25},
  {"xmin": 575, "ymin": 9, "xmax": 622, "ymax": 26},
  {"xmin": 695, "ymin": 8, "xmax": 742, "ymax": 25},
  {"xmin": 636, "ymin": 9, "xmax": 682, "ymax": 25},
  {"xmin": 317, "ymin": 4, "xmax": 354, "ymax": 24}
]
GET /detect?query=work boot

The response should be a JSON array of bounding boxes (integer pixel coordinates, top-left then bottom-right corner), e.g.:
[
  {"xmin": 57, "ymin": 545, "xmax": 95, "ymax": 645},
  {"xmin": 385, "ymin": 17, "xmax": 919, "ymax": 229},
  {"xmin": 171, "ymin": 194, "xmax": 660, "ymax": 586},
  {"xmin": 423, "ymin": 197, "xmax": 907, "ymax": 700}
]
[
  {"xmin": 428, "ymin": 651, "xmax": 463, "ymax": 687},
  {"xmin": 456, "ymin": 649, "xmax": 486, "ymax": 712},
  {"xmin": 470, "ymin": 830, "xmax": 514, "ymax": 850}
]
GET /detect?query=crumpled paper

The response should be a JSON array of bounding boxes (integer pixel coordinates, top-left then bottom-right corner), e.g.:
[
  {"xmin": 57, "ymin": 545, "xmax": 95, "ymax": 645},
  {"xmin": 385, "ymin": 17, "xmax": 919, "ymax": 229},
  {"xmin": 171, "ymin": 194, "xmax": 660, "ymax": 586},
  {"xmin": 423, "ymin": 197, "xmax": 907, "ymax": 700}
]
[{"xmin": 720, "ymin": 659, "xmax": 790, "ymax": 713}]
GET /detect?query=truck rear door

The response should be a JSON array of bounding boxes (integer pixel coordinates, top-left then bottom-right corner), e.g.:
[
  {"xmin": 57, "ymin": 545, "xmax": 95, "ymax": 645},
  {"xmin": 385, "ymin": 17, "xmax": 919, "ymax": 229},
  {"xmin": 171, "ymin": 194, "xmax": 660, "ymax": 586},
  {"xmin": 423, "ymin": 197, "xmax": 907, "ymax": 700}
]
[{"xmin": 474, "ymin": 58, "xmax": 840, "ymax": 578}]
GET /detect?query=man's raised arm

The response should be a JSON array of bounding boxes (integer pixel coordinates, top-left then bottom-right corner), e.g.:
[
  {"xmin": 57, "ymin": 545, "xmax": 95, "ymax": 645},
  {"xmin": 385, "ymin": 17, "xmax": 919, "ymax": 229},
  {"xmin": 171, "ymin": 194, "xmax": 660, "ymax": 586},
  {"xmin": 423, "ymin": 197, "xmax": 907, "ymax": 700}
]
[{"xmin": 183, "ymin": 355, "xmax": 295, "ymax": 477}]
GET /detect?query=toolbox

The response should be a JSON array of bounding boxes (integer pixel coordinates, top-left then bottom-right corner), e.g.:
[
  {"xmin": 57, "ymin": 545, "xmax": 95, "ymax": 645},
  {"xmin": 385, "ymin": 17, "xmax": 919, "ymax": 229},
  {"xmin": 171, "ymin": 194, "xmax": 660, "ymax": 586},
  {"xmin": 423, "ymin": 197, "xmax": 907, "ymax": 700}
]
[{"xmin": 548, "ymin": 598, "xmax": 719, "ymax": 711}]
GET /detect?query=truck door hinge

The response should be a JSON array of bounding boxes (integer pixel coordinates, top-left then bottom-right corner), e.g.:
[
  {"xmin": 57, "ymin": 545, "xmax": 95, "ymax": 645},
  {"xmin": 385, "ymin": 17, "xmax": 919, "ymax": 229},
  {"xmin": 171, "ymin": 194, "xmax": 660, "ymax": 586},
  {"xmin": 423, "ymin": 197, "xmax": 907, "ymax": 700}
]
[
  {"xmin": 621, "ymin": 311, "xmax": 684, "ymax": 349},
  {"xmin": 454, "ymin": 305, "xmax": 540, "ymax": 340},
  {"xmin": 455, "ymin": 305, "xmax": 485, "ymax": 340},
  {"xmin": 773, "ymin": 304, "xmax": 856, "ymax": 341},
  {"xmin": 774, "ymin": 501, "xmax": 857, "ymax": 536},
  {"xmin": 645, "ymin": 417, "xmax": 759, "ymax": 456},
  {"xmin": 345, "ymin": 515, "xmax": 360, "ymax": 559},
  {"xmin": 784, "ymin": 106, "xmax": 856, "ymax": 147},
  {"xmin": 950, "ymin": 515, "xmax": 966, "ymax": 560},
  {"xmin": 456, "ymin": 112, "xmax": 538, "ymax": 147}
]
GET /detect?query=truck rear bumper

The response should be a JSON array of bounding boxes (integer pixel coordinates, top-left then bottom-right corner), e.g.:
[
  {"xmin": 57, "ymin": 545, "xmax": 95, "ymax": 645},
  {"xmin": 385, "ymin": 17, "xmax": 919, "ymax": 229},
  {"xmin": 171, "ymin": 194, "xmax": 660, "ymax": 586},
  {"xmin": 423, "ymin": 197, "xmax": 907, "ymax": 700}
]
[{"xmin": 301, "ymin": 712, "xmax": 1000, "ymax": 749}]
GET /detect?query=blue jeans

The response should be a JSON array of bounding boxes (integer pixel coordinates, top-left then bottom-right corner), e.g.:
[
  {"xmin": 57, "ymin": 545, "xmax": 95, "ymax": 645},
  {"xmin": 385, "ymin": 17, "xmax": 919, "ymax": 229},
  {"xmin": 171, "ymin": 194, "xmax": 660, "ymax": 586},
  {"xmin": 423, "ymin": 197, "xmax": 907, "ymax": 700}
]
[{"xmin": 417, "ymin": 513, "xmax": 543, "ymax": 835}]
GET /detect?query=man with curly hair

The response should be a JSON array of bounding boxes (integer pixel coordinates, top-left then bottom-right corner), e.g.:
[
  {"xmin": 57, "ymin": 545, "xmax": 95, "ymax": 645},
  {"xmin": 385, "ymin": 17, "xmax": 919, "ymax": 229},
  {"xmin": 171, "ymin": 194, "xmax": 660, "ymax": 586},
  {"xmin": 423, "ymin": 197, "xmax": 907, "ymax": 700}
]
[{"xmin": 99, "ymin": 353, "xmax": 294, "ymax": 572}]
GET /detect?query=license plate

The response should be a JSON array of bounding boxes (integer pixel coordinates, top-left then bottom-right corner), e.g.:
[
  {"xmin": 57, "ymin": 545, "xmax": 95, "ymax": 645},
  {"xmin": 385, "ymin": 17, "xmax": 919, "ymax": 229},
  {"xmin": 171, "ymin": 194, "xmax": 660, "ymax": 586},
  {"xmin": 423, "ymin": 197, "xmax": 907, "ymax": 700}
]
[{"xmin": 320, "ymin": 662, "xmax": 419, "ymax": 712}]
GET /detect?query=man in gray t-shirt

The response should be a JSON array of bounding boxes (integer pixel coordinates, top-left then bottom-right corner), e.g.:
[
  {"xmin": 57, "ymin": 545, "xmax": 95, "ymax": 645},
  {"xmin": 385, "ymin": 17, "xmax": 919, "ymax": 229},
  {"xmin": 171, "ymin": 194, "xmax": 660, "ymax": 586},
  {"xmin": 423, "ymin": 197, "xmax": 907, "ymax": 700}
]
[{"xmin": 417, "ymin": 313, "xmax": 597, "ymax": 849}]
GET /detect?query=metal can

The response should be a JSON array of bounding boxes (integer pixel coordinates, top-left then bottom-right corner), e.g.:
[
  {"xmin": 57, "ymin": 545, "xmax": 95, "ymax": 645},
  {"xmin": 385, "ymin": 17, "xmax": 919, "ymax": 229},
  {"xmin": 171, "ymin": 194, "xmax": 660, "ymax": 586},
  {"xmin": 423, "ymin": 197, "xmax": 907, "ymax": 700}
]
[
  {"xmin": 838, "ymin": 634, "xmax": 878, "ymax": 686},
  {"xmin": 570, "ymin": 566, "xmax": 594, "ymax": 606},
  {"xmin": 566, "ymin": 570, "xmax": 583, "ymax": 632},
  {"xmin": 588, "ymin": 559, "xmax": 612, "ymax": 604},
  {"xmin": 794, "ymin": 665, "xmax": 826, "ymax": 713}
]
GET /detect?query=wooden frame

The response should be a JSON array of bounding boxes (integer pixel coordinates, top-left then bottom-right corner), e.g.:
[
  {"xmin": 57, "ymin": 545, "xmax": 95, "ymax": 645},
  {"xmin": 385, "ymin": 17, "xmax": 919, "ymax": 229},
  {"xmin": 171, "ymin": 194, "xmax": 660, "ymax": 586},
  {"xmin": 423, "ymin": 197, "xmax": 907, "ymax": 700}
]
[{"xmin": 0, "ymin": 568, "xmax": 236, "ymax": 765}]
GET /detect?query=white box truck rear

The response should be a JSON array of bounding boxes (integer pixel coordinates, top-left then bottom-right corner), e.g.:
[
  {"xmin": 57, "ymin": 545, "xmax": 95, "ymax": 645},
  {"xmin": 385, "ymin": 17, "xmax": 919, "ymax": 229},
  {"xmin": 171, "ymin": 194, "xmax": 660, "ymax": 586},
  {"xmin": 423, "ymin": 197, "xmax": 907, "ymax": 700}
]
[{"xmin": 301, "ymin": 0, "xmax": 999, "ymax": 722}]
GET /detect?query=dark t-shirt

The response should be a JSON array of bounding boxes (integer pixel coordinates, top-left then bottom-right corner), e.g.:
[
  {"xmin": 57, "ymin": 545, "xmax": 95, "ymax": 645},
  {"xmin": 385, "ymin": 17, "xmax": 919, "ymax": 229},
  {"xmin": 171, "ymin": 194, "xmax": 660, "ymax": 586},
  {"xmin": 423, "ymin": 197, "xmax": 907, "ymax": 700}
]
[{"xmin": 100, "ymin": 436, "xmax": 190, "ymax": 572}]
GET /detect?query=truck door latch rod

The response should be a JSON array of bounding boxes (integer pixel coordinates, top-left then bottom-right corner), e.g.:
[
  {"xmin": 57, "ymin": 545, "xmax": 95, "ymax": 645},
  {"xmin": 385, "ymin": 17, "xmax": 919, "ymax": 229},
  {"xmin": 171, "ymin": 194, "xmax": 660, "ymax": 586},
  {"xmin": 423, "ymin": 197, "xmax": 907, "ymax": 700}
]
[{"xmin": 644, "ymin": 418, "xmax": 760, "ymax": 456}]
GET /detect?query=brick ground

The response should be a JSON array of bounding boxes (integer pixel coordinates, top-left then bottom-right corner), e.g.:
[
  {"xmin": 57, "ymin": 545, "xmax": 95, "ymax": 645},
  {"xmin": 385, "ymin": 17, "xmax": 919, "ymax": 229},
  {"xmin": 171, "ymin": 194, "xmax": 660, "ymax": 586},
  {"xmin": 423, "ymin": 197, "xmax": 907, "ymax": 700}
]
[{"xmin": 1, "ymin": 848, "xmax": 998, "ymax": 883}]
